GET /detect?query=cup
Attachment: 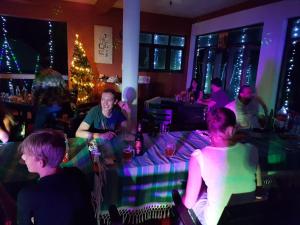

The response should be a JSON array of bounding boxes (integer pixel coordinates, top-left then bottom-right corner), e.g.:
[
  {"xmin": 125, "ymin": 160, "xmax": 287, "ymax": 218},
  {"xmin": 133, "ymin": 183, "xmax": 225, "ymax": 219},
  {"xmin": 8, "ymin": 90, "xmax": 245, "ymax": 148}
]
[
  {"xmin": 165, "ymin": 142, "xmax": 176, "ymax": 157},
  {"xmin": 122, "ymin": 145, "xmax": 134, "ymax": 161}
]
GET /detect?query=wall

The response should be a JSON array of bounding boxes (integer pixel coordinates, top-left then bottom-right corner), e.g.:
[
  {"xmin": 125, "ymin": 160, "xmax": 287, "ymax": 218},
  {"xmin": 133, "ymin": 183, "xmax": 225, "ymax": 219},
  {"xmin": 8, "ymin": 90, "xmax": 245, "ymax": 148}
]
[
  {"xmin": 0, "ymin": 0, "xmax": 192, "ymax": 98},
  {"xmin": 187, "ymin": 0, "xmax": 300, "ymax": 111}
]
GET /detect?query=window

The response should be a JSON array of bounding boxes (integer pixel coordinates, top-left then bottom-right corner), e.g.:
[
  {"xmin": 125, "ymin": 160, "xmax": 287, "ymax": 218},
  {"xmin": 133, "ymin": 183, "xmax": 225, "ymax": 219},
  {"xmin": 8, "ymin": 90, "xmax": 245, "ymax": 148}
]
[
  {"xmin": 139, "ymin": 32, "xmax": 185, "ymax": 72},
  {"xmin": 276, "ymin": 18, "xmax": 300, "ymax": 113},
  {"xmin": 193, "ymin": 25, "xmax": 263, "ymax": 98}
]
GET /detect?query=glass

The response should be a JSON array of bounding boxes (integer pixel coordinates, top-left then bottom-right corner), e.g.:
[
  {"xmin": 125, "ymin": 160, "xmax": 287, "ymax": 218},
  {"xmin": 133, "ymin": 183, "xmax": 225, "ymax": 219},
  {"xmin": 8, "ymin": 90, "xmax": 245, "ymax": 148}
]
[
  {"xmin": 170, "ymin": 36, "xmax": 185, "ymax": 47},
  {"xmin": 153, "ymin": 48, "xmax": 166, "ymax": 70},
  {"xmin": 139, "ymin": 47, "xmax": 150, "ymax": 69},
  {"xmin": 165, "ymin": 142, "xmax": 176, "ymax": 157},
  {"xmin": 170, "ymin": 49, "xmax": 183, "ymax": 71},
  {"xmin": 140, "ymin": 33, "xmax": 152, "ymax": 44},
  {"xmin": 154, "ymin": 34, "xmax": 169, "ymax": 45},
  {"xmin": 122, "ymin": 145, "xmax": 134, "ymax": 161}
]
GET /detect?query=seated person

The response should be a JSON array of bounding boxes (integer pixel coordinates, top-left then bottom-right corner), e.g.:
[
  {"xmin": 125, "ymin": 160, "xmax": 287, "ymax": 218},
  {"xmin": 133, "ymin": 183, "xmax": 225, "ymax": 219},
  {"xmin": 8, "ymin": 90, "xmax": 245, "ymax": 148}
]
[
  {"xmin": 197, "ymin": 78, "xmax": 230, "ymax": 109},
  {"xmin": 76, "ymin": 89, "xmax": 130, "ymax": 140},
  {"xmin": 183, "ymin": 108, "xmax": 262, "ymax": 225},
  {"xmin": 17, "ymin": 129, "xmax": 96, "ymax": 225},
  {"xmin": 0, "ymin": 101, "xmax": 15, "ymax": 143},
  {"xmin": 226, "ymin": 85, "xmax": 268, "ymax": 129},
  {"xmin": 175, "ymin": 78, "xmax": 203, "ymax": 103}
]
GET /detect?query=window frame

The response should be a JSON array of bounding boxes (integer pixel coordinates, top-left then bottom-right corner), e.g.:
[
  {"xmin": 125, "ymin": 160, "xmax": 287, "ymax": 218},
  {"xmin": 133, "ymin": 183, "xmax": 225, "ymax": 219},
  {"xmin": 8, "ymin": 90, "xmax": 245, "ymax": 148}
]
[{"xmin": 139, "ymin": 32, "xmax": 185, "ymax": 73}]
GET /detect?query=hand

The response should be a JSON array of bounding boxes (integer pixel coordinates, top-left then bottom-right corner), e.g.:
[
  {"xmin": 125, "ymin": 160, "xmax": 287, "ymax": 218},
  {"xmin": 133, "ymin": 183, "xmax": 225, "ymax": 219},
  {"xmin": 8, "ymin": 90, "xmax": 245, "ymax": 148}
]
[
  {"xmin": 100, "ymin": 131, "xmax": 116, "ymax": 140},
  {"xmin": 118, "ymin": 101, "xmax": 131, "ymax": 114}
]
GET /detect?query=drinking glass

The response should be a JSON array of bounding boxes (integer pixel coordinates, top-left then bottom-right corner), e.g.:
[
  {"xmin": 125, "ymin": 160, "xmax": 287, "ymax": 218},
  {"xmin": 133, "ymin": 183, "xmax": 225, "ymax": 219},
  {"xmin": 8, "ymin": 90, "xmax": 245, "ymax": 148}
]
[
  {"xmin": 122, "ymin": 145, "xmax": 134, "ymax": 161},
  {"xmin": 165, "ymin": 142, "xmax": 176, "ymax": 157}
]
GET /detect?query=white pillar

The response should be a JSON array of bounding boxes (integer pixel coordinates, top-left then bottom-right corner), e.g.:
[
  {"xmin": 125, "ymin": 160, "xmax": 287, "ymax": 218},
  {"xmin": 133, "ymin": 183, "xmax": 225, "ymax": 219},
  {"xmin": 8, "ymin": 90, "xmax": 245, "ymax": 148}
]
[{"xmin": 122, "ymin": 0, "xmax": 140, "ymax": 128}]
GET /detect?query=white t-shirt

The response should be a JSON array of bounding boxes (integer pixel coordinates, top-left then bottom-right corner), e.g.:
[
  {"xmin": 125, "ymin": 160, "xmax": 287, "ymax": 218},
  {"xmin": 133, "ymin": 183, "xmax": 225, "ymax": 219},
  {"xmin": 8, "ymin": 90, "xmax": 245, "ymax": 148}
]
[{"xmin": 192, "ymin": 143, "xmax": 258, "ymax": 225}]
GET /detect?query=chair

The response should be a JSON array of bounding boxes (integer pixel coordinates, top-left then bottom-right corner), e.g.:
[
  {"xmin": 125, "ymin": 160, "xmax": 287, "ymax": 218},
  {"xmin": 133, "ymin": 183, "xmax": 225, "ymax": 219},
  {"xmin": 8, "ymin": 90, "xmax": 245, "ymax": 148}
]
[
  {"xmin": 108, "ymin": 205, "xmax": 123, "ymax": 225},
  {"xmin": 172, "ymin": 190, "xmax": 202, "ymax": 225},
  {"xmin": 217, "ymin": 192, "xmax": 270, "ymax": 225},
  {"xmin": 146, "ymin": 108, "xmax": 173, "ymax": 132}
]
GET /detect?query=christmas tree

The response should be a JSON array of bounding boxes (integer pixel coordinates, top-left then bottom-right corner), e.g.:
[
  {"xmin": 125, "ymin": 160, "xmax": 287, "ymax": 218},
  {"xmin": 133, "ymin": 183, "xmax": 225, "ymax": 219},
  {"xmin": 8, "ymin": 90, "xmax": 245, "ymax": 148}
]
[{"xmin": 70, "ymin": 34, "xmax": 94, "ymax": 103}]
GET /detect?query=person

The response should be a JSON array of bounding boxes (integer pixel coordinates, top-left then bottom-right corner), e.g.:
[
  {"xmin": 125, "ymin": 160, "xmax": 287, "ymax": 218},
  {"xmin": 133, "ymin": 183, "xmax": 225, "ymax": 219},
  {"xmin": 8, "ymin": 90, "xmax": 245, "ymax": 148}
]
[
  {"xmin": 183, "ymin": 108, "xmax": 262, "ymax": 225},
  {"xmin": 187, "ymin": 78, "xmax": 202, "ymax": 101},
  {"xmin": 17, "ymin": 129, "xmax": 96, "ymax": 225},
  {"xmin": 197, "ymin": 78, "xmax": 230, "ymax": 109},
  {"xmin": 0, "ymin": 101, "xmax": 15, "ymax": 143},
  {"xmin": 226, "ymin": 85, "xmax": 268, "ymax": 129},
  {"xmin": 76, "ymin": 89, "xmax": 130, "ymax": 140}
]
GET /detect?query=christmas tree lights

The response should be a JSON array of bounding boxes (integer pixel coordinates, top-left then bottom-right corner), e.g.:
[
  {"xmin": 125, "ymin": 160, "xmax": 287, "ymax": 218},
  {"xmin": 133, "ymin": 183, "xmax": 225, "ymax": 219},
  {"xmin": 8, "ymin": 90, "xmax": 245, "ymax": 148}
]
[
  {"xmin": 70, "ymin": 34, "xmax": 94, "ymax": 103},
  {"xmin": 48, "ymin": 21, "xmax": 54, "ymax": 68}
]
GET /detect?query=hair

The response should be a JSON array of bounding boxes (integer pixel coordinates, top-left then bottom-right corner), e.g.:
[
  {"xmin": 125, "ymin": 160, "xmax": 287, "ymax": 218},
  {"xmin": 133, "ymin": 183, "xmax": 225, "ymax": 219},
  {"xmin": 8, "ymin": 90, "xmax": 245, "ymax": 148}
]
[
  {"xmin": 101, "ymin": 88, "xmax": 117, "ymax": 100},
  {"xmin": 211, "ymin": 78, "xmax": 223, "ymax": 88},
  {"xmin": 207, "ymin": 107, "xmax": 236, "ymax": 133},
  {"xmin": 18, "ymin": 129, "xmax": 66, "ymax": 168},
  {"xmin": 188, "ymin": 78, "xmax": 200, "ymax": 91},
  {"xmin": 238, "ymin": 85, "xmax": 253, "ymax": 95}
]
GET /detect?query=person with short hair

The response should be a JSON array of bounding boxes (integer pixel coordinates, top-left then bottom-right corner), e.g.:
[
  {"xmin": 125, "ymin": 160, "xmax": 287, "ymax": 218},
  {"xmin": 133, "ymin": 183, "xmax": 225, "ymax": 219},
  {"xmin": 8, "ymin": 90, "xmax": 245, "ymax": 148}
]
[
  {"xmin": 226, "ymin": 85, "xmax": 268, "ymax": 129},
  {"xmin": 76, "ymin": 89, "xmax": 130, "ymax": 140},
  {"xmin": 17, "ymin": 129, "xmax": 96, "ymax": 225},
  {"xmin": 0, "ymin": 101, "xmax": 15, "ymax": 143},
  {"xmin": 198, "ymin": 78, "xmax": 230, "ymax": 109},
  {"xmin": 183, "ymin": 108, "xmax": 262, "ymax": 225}
]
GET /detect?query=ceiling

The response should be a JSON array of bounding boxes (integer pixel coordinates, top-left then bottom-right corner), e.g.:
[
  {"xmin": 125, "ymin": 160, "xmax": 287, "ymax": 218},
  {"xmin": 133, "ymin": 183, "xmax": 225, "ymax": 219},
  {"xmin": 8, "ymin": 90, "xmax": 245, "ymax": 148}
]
[{"xmin": 63, "ymin": 0, "xmax": 276, "ymax": 18}]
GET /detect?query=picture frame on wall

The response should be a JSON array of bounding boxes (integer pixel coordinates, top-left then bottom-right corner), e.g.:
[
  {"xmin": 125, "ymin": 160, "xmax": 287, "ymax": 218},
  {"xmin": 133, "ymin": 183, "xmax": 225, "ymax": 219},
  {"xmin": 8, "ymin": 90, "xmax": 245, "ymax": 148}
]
[{"xmin": 94, "ymin": 25, "xmax": 113, "ymax": 64}]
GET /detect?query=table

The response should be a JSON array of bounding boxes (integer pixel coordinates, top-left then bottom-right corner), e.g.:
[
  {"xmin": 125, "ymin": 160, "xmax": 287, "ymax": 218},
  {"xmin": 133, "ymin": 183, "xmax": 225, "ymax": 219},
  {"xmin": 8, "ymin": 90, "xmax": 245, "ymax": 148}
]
[{"xmin": 1, "ymin": 131, "xmax": 300, "ymax": 224}]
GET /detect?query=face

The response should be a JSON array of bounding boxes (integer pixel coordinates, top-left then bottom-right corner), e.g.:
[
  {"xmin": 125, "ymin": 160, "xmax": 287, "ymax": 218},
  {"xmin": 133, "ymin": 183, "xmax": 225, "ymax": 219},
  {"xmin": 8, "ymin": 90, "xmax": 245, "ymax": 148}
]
[
  {"xmin": 101, "ymin": 92, "xmax": 116, "ymax": 114},
  {"xmin": 239, "ymin": 87, "xmax": 253, "ymax": 102},
  {"xmin": 192, "ymin": 80, "xmax": 198, "ymax": 89},
  {"xmin": 21, "ymin": 152, "xmax": 41, "ymax": 173}
]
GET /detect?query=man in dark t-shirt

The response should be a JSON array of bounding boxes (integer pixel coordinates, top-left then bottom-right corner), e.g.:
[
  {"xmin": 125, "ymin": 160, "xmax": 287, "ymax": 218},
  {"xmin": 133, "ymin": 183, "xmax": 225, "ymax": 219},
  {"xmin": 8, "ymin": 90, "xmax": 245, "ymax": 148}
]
[{"xmin": 76, "ymin": 89, "xmax": 130, "ymax": 141}]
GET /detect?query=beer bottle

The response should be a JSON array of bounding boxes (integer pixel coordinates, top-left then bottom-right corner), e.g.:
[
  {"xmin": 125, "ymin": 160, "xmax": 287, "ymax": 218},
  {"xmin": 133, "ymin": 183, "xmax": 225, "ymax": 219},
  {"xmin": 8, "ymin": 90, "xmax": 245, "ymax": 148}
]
[{"xmin": 135, "ymin": 123, "xmax": 144, "ymax": 156}]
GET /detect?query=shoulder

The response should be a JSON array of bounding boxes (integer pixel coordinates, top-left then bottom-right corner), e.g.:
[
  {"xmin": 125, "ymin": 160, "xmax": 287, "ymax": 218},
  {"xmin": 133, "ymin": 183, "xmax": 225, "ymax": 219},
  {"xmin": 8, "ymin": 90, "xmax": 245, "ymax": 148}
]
[
  {"xmin": 18, "ymin": 183, "xmax": 38, "ymax": 202},
  {"xmin": 88, "ymin": 105, "xmax": 101, "ymax": 114}
]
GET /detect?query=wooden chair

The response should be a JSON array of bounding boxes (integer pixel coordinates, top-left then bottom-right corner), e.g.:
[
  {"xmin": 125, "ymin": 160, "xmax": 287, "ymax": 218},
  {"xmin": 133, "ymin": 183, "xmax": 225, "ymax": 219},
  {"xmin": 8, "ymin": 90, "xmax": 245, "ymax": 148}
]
[
  {"xmin": 172, "ymin": 189, "xmax": 202, "ymax": 225},
  {"xmin": 108, "ymin": 205, "xmax": 123, "ymax": 225}
]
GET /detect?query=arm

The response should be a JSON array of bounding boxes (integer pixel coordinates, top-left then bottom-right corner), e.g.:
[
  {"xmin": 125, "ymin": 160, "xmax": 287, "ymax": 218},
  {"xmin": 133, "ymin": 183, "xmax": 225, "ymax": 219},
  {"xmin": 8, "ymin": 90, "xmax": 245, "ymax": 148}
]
[
  {"xmin": 75, "ymin": 121, "xmax": 115, "ymax": 140},
  {"xmin": 256, "ymin": 96, "xmax": 268, "ymax": 117},
  {"xmin": 256, "ymin": 164, "xmax": 262, "ymax": 187},
  {"xmin": 17, "ymin": 189, "xmax": 33, "ymax": 225},
  {"xmin": 0, "ymin": 128, "xmax": 9, "ymax": 143},
  {"xmin": 182, "ymin": 154, "xmax": 202, "ymax": 209}
]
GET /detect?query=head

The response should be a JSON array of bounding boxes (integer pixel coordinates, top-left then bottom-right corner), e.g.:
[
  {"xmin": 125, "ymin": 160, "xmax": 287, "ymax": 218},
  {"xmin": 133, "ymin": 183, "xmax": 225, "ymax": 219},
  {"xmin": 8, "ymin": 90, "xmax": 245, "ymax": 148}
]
[
  {"xmin": 211, "ymin": 78, "xmax": 222, "ymax": 93},
  {"xmin": 238, "ymin": 85, "xmax": 254, "ymax": 104},
  {"xmin": 207, "ymin": 107, "xmax": 236, "ymax": 142},
  {"xmin": 190, "ymin": 78, "xmax": 198, "ymax": 90},
  {"xmin": 101, "ymin": 89, "xmax": 118, "ymax": 115},
  {"xmin": 19, "ymin": 129, "xmax": 66, "ymax": 174}
]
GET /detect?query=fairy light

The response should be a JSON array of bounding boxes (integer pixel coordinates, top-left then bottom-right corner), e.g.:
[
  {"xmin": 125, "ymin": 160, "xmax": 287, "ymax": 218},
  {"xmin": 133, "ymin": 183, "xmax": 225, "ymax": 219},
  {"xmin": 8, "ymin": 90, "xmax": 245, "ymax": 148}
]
[
  {"xmin": 34, "ymin": 54, "xmax": 40, "ymax": 74},
  {"xmin": 283, "ymin": 19, "xmax": 300, "ymax": 111},
  {"xmin": 230, "ymin": 28, "xmax": 247, "ymax": 98},
  {"xmin": 48, "ymin": 21, "xmax": 54, "ymax": 68},
  {"xmin": 0, "ymin": 16, "xmax": 21, "ymax": 73},
  {"xmin": 70, "ymin": 34, "xmax": 94, "ymax": 103}
]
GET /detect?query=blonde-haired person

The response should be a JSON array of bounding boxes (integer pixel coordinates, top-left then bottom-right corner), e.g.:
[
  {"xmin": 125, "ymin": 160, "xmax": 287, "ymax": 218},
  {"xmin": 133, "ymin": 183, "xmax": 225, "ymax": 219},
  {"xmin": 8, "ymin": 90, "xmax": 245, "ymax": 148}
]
[
  {"xmin": 17, "ymin": 129, "xmax": 96, "ymax": 225},
  {"xmin": 183, "ymin": 108, "xmax": 262, "ymax": 225}
]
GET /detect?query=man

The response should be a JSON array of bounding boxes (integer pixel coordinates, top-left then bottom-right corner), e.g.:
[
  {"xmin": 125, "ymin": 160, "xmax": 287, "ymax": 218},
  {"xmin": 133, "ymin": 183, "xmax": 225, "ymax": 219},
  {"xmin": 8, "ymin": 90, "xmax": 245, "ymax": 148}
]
[
  {"xmin": 17, "ymin": 129, "xmax": 96, "ymax": 225},
  {"xmin": 198, "ymin": 78, "xmax": 230, "ymax": 109},
  {"xmin": 226, "ymin": 85, "xmax": 268, "ymax": 129},
  {"xmin": 76, "ymin": 89, "xmax": 130, "ymax": 140}
]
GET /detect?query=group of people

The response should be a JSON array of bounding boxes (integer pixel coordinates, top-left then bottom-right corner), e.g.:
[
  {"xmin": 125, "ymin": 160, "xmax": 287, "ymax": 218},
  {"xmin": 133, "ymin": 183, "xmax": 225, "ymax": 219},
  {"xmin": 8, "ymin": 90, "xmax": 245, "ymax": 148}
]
[
  {"xmin": 1, "ymin": 79, "xmax": 267, "ymax": 225},
  {"xmin": 184, "ymin": 77, "xmax": 268, "ymax": 129}
]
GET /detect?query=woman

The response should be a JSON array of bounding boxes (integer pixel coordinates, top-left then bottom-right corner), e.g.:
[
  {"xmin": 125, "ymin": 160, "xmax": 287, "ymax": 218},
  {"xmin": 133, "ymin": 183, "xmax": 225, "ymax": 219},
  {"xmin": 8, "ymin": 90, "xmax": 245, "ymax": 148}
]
[
  {"xmin": 183, "ymin": 107, "xmax": 262, "ymax": 225},
  {"xmin": 187, "ymin": 78, "xmax": 202, "ymax": 101},
  {"xmin": 0, "ymin": 101, "xmax": 15, "ymax": 143}
]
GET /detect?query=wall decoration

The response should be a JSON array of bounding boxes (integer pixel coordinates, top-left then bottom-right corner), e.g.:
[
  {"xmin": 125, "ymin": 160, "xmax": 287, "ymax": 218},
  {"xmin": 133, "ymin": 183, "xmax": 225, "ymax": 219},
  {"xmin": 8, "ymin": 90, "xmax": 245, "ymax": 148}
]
[{"xmin": 94, "ymin": 25, "xmax": 113, "ymax": 64}]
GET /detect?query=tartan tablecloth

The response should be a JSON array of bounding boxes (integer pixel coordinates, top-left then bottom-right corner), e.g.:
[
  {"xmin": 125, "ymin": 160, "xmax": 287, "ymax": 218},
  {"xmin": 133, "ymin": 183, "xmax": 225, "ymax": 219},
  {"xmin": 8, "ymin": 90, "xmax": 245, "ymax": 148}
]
[{"xmin": 1, "ymin": 131, "xmax": 299, "ymax": 224}]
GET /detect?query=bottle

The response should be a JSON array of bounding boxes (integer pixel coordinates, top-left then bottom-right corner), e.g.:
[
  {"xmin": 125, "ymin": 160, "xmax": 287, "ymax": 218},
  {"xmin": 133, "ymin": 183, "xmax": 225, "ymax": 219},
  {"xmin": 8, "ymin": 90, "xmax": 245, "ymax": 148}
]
[
  {"xmin": 135, "ymin": 123, "xmax": 144, "ymax": 156},
  {"xmin": 62, "ymin": 134, "xmax": 69, "ymax": 163},
  {"xmin": 88, "ymin": 139, "xmax": 100, "ymax": 173},
  {"xmin": 22, "ymin": 86, "xmax": 28, "ymax": 99}
]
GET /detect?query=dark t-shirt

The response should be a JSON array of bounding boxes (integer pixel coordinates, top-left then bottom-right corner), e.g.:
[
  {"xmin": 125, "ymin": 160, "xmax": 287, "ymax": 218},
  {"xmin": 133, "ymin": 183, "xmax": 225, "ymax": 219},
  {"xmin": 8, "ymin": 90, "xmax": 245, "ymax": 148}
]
[
  {"xmin": 211, "ymin": 89, "xmax": 230, "ymax": 109},
  {"xmin": 17, "ymin": 167, "xmax": 96, "ymax": 225},
  {"xmin": 83, "ymin": 105, "xmax": 126, "ymax": 132}
]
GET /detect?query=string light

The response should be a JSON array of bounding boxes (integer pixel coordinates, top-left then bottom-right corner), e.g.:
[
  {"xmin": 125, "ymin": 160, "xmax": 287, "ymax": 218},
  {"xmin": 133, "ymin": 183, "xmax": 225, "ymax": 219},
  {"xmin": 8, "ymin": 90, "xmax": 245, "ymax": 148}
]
[
  {"xmin": 0, "ymin": 16, "xmax": 21, "ymax": 73},
  {"xmin": 230, "ymin": 28, "xmax": 247, "ymax": 98},
  {"xmin": 70, "ymin": 34, "xmax": 94, "ymax": 103},
  {"xmin": 48, "ymin": 21, "xmax": 54, "ymax": 68},
  {"xmin": 282, "ymin": 19, "xmax": 300, "ymax": 111}
]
